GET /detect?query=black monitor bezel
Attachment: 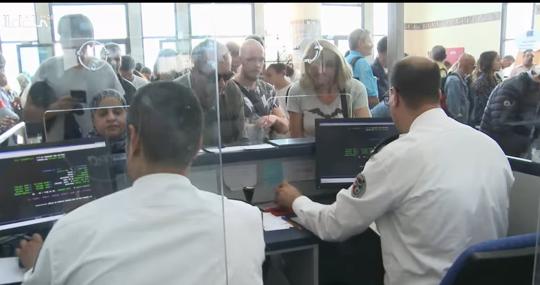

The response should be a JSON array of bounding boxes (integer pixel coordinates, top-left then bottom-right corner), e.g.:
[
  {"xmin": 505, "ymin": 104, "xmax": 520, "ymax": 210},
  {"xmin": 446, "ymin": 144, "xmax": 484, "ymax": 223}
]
[
  {"xmin": 0, "ymin": 138, "xmax": 113, "ymax": 236},
  {"xmin": 315, "ymin": 117, "xmax": 396, "ymax": 190}
]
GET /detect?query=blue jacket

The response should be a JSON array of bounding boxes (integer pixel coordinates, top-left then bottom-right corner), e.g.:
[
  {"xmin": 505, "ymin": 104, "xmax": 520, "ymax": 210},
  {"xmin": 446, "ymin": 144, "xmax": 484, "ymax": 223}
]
[
  {"xmin": 346, "ymin": 50, "xmax": 379, "ymax": 98},
  {"xmin": 444, "ymin": 72, "xmax": 472, "ymax": 125}
]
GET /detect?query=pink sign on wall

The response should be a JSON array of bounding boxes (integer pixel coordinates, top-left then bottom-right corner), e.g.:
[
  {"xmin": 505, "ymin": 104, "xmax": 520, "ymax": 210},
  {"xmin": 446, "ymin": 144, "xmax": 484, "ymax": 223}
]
[{"xmin": 446, "ymin": 47, "xmax": 465, "ymax": 65}]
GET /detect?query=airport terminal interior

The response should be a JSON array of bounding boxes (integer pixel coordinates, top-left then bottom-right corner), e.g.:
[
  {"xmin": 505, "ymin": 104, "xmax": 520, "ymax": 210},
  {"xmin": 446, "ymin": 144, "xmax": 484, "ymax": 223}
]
[{"xmin": 1, "ymin": 2, "xmax": 540, "ymax": 285}]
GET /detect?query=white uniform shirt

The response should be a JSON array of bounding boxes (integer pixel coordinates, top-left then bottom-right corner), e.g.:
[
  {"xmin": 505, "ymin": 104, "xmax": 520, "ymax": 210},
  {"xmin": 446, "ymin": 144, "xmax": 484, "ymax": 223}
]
[
  {"xmin": 292, "ymin": 108, "xmax": 514, "ymax": 285},
  {"xmin": 22, "ymin": 173, "xmax": 265, "ymax": 285}
]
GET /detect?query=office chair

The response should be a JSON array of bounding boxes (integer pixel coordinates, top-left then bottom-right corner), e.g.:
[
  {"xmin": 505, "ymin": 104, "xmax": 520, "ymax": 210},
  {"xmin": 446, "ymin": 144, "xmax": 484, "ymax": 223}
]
[{"xmin": 440, "ymin": 233, "xmax": 538, "ymax": 285}]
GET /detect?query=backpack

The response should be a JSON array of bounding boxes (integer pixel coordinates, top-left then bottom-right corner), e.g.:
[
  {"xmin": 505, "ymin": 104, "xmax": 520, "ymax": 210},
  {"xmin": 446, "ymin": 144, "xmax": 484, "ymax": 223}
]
[{"xmin": 349, "ymin": 56, "xmax": 363, "ymax": 81}]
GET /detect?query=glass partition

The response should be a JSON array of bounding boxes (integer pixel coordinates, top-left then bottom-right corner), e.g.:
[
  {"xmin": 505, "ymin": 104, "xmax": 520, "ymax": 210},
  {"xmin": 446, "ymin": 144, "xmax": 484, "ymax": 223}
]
[
  {"xmin": 0, "ymin": 6, "xmax": 231, "ymax": 284},
  {"xmin": 0, "ymin": 3, "xmax": 384, "ymax": 284}
]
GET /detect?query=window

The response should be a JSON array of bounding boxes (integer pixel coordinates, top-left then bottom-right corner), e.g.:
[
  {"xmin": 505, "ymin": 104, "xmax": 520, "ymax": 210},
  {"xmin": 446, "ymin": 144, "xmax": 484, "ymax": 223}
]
[
  {"xmin": 50, "ymin": 3, "xmax": 129, "ymax": 64},
  {"xmin": 0, "ymin": 3, "xmax": 38, "ymax": 42},
  {"xmin": 189, "ymin": 3, "xmax": 253, "ymax": 51},
  {"xmin": 190, "ymin": 3, "xmax": 252, "ymax": 37},
  {"xmin": 321, "ymin": 3, "xmax": 363, "ymax": 53},
  {"xmin": 141, "ymin": 3, "xmax": 176, "ymax": 68},
  {"xmin": 373, "ymin": 3, "xmax": 388, "ymax": 58},
  {"xmin": 51, "ymin": 4, "xmax": 128, "ymax": 41},
  {"xmin": 0, "ymin": 3, "xmax": 38, "ymax": 92},
  {"xmin": 264, "ymin": 3, "xmax": 292, "ymax": 63},
  {"xmin": 321, "ymin": 4, "xmax": 363, "ymax": 37},
  {"xmin": 501, "ymin": 3, "xmax": 536, "ymax": 57}
]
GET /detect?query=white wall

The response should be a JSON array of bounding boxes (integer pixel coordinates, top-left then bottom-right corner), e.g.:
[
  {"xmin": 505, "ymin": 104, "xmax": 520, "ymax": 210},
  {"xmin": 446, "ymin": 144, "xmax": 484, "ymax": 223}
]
[{"xmin": 404, "ymin": 3, "xmax": 502, "ymax": 59}]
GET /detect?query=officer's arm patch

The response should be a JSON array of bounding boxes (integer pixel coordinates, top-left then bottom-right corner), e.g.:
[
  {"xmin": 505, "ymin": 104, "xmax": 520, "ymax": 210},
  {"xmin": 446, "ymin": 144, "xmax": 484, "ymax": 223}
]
[{"xmin": 351, "ymin": 173, "xmax": 367, "ymax": 198}]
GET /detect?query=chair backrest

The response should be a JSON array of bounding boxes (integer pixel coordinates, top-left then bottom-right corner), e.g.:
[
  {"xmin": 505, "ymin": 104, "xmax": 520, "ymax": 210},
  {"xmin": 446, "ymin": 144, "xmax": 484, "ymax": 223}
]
[{"xmin": 440, "ymin": 233, "xmax": 539, "ymax": 285}]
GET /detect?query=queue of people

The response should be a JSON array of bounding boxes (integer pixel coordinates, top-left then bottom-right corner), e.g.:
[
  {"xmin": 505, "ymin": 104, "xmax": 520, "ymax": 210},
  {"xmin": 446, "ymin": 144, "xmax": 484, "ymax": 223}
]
[
  {"xmin": 14, "ymin": 56, "xmax": 515, "ymax": 285},
  {"xmin": 0, "ymin": 11, "xmax": 528, "ymax": 285},
  {"xmin": 0, "ymin": 12, "xmax": 538, "ymax": 160}
]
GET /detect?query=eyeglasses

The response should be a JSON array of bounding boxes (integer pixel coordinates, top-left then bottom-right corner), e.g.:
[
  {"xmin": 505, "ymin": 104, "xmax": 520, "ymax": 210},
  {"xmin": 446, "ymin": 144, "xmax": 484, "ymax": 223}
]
[{"xmin": 218, "ymin": 71, "xmax": 234, "ymax": 82}]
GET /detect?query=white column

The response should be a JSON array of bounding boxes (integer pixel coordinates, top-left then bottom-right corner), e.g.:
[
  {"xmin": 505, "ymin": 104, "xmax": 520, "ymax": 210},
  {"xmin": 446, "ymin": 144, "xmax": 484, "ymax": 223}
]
[
  {"xmin": 387, "ymin": 3, "xmax": 404, "ymax": 73},
  {"xmin": 127, "ymin": 3, "xmax": 143, "ymax": 63},
  {"xmin": 363, "ymin": 2, "xmax": 375, "ymax": 62},
  {"xmin": 253, "ymin": 3, "xmax": 265, "ymax": 36},
  {"xmin": 34, "ymin": 3, "xmax": 52, "ymax": 45},
  {"xmin": 175, "ymin": 2, "xmax": 190, "ymax": 54},
  {"xmin": 290, "ymin": 3, "xmax": 322, "ymax": 72}
]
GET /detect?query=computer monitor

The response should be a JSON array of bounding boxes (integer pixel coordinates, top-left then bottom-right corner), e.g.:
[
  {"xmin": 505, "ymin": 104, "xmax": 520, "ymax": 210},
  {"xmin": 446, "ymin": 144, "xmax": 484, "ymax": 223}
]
[
  {"xmin": 315, "ymin": 118, "xmax": 398, "ymax": 189},
  {"xmin": 0, "ymin": 139, "xmax": 115, "ymax": 235}
]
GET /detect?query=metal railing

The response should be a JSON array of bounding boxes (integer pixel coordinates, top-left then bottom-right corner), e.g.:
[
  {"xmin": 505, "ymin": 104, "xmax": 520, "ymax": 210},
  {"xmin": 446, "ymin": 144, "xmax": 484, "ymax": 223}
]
[{"xmin": 0, "ymin": 122, "xmax": 27, "ymax": 146}]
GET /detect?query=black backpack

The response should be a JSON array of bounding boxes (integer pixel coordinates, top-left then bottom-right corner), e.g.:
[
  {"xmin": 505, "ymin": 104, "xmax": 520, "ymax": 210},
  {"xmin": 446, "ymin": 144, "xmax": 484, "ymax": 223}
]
[{"xmin": 349, "ymin": 56, "xmax": 363, "ymax": 81}]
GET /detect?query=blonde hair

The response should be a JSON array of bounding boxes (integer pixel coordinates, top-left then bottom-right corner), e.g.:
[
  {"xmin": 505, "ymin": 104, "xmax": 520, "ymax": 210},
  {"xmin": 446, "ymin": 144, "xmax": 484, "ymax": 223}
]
[{"xmin": 300, "ymin": 39, "xmax": 352, "ymax": 91}]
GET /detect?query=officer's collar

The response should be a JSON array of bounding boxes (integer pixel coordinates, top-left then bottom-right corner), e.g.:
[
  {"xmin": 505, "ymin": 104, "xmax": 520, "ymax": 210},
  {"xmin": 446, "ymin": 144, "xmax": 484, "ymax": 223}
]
[{"xmin": 409, "ymin": 108, "xmax": 447, "ymax": 132}]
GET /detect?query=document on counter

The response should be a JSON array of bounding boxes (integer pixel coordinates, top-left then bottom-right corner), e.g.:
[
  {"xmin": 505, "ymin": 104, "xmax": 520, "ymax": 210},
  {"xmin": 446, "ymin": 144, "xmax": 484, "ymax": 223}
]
[
  {"xmin": 0, "ymin": 257, "xmax": 24, "ymax": 284},
  {"xmin": 204, "ymin": 143, "xmax": 275, "ymax": 153},
  {"xmin": 242, "ymin": 143, "xmax": 275, "ymax": 150},
  {"xmin": 204, "ymin": 146, "xmax": 245, "ymax": 153},
  {"xmin": 262, "ymin": 212, "xmax": 293, "ymax": 231}
]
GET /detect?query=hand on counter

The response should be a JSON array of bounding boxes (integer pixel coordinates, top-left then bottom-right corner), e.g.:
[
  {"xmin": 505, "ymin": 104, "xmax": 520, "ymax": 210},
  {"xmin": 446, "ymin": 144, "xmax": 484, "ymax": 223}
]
[
  {"xmin": 274, "ymin": 181, "xmax": 302, "ymax": 210},
  {"xmin": 16, "ymin": 233, "xmax": 43, "ymax": 270}
]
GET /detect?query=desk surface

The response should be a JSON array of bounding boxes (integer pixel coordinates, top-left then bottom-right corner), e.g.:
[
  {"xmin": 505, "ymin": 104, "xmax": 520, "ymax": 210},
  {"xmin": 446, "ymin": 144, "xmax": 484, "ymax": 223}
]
[{"xmin": 264, "ymin": 228, "xmax": 319, "ymax": 252}]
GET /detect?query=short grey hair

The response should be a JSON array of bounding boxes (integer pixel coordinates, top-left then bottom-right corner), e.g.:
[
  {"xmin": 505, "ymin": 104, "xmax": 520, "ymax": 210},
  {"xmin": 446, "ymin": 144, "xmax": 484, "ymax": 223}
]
[
  {"xmin": 101, "ymin": 42, "xmax": 121, "ymax": 60},
  {"xmin": 348, "ymin": 29, "xmax": 371, "ymax": 51},
  {"xmin": 191, "ymin": 39, "xmax": 230, "ymax": 68}
]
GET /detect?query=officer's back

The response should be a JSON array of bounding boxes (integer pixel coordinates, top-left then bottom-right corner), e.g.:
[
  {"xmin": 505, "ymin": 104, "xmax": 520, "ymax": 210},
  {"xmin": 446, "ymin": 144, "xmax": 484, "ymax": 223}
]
[
  {"xmin": 379, "ymin": 105, "xmax": 512, "ymax": 285},
  {"xmin": 372, "ymin": 57, "xmax": 513, "ymax": 285},
  {"xmin": 275, "ymin": 56, "xmax": 514, "ymax": 285}
]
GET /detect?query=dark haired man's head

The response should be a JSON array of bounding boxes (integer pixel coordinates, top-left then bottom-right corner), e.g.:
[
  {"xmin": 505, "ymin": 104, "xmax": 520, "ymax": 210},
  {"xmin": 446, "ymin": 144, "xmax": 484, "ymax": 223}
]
[
  {"xmin": 58, "ymin": 14, "xmax": 94, "ymax": 50},
  {"xmin": 389, "ymin": 56, "xmax": 441, "ymax": 133},
  {"xmin": 376, "ymin": 36, "xmax": 388, "ymax": 67},
  {"xmin": 120, "ymin": 55, "xmax": 135, "ymax": 72},
  {"xmin": 135, "ymin": 62, "xmax": 144, "ymax": 72},
  {"xmin": 141, "ymin": 67, "xmax": 152, "ymax": 81},
  {"xmin": 28, "ymin": 81, "xmax": 57, "ymax": 108},
  {"xmin": 523, "ymin": 49, "xmax": 535, "ymax": 67},
  {"xmin": 501, "ymin": 55, "xmax": 515, "ymax": 69},
  {"xmin": 119, "ymin": 55, "xmax": 136, "ymax": 81},
  {"xmin": 126, "ymin": 81, "xmax": 203, "ymax": 179},
  {"xmin": 430, "ymin": 45, "xmax": 446, "ymax": 62},
  {"xmin": 102, "ymin": 43, "xmax": 122, "ymax": 72}
]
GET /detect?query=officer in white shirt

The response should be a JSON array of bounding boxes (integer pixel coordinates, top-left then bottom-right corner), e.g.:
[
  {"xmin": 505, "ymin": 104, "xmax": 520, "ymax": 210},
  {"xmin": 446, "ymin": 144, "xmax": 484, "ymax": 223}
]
[
  {"xmin": 275, "ymin": 56, "xmax": 514, "ymax": 285},
  {"xmin": 17, "ymin": 82, "xmax": 265, "ymax": 285}
]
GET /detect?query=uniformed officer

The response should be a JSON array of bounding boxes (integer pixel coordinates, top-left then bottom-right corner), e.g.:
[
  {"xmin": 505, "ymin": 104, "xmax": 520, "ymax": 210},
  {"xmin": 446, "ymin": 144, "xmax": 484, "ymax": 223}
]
[
  {"xmin": 275, "ymin": 56, "xmax": 514, "ymax": 285},
  {"xmin": 18, "ymin": 82, "xmax": 265, "ymax": 285}
]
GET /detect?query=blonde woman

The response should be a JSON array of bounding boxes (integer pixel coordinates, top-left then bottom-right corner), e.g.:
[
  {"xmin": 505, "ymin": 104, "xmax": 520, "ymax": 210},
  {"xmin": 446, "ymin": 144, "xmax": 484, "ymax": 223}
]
[{"xmin": 287, "ymin": 39, "xmax": 371, "ymax": 138}]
